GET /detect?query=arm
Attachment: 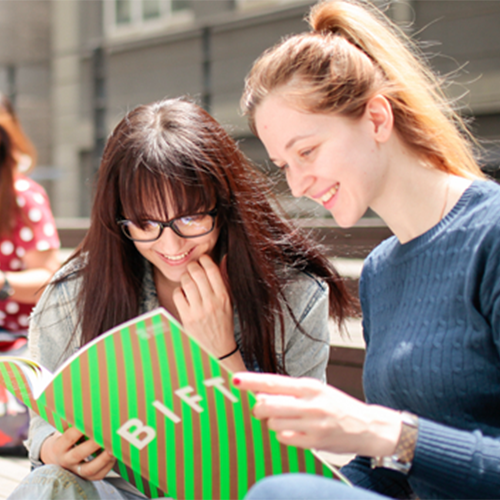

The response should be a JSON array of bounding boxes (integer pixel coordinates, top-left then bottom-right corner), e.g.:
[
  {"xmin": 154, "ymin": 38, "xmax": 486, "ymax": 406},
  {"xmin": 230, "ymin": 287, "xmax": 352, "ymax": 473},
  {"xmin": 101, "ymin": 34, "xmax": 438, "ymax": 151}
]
[
  {"xmin": 27, "ymin": 265, "xmax": 116, "ymax": 479},
  {"xmin": 3, "ymin": 177, "xmax": 61, "ymax": 304},
  {"xmin": 279, "ymin": 272, "xmax": 330, "ymax": 380},
  {"xmin": 1, "ymin": 248, "xmax": 60, "ymax": 303},
  {"xmin": 26, "ymin": 266, "xmax": 81, "ymax": 467}
]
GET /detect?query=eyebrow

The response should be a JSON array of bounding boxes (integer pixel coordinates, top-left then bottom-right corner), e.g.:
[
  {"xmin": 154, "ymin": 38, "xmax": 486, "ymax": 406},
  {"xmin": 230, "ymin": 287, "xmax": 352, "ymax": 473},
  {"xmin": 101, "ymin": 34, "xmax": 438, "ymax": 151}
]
[
  {"xmin": 268, "ymin": 133, "xmax": 316, "ymax": 163},
  {"xmin": 285, "ymin": 133, "xmax": 314, "ymax": 151}
]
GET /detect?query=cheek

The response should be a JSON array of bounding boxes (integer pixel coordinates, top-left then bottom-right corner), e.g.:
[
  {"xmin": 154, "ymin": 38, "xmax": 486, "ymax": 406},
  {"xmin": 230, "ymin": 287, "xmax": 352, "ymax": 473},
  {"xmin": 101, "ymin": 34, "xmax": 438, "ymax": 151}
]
[
  {"xmin": 133, "ymin": 242, "xmax": 152, "ymax": 260},
  {"xmin": 205, "ymin": 228, "xmax": 220, "ymax": 252}
]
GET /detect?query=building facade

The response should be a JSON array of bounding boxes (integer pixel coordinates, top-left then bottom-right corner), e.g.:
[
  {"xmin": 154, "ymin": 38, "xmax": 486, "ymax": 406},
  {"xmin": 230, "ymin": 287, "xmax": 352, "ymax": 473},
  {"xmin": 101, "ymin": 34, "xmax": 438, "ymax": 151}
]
[
  {"xmin": 0, "ymin": 0, "xmax": 52, "ymax": 188},
  {"xmin": 1, "ymin": 0, "xmax": 500, "ymax": 217}
]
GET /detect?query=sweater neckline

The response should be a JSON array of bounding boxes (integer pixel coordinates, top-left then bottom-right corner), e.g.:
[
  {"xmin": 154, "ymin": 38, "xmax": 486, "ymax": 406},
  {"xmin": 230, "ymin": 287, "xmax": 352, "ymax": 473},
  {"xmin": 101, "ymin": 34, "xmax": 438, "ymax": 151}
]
[{"xmin": 389, "ymin": 180, "xmax": 482, "ymax": 262}]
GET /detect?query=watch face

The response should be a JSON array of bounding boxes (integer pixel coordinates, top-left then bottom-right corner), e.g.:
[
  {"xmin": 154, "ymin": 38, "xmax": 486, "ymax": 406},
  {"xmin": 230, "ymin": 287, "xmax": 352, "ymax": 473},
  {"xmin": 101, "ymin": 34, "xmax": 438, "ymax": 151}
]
[{"xmin": 371, "ymin": 456, "xmax": 412, "ymax": 475}]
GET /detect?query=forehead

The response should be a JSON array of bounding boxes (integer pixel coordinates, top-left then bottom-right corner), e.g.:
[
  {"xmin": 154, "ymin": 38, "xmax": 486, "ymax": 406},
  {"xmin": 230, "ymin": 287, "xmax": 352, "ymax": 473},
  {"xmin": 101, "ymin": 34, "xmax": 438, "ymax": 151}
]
[
  {"xmin": 255, "ymin": 93, "xmax": 334, "ymax": 156},
  {"xmin": 122, "ymin": 179, "xmax": 215, "ymax": 221}
]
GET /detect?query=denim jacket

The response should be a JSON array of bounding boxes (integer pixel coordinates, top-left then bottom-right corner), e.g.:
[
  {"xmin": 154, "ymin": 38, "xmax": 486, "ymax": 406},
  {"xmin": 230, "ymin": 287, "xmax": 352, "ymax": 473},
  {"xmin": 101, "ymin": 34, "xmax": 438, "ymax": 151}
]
[{"xmin": 26, "ymin": 258, "xmax": 330, "ymax": 467}]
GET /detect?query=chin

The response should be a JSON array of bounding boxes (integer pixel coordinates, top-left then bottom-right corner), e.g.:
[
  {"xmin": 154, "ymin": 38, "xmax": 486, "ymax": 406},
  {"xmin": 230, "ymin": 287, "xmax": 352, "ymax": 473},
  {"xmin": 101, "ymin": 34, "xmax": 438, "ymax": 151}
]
[{"xmin": 332, "ymin": 211, "xmax": 362, "ymax": 229}]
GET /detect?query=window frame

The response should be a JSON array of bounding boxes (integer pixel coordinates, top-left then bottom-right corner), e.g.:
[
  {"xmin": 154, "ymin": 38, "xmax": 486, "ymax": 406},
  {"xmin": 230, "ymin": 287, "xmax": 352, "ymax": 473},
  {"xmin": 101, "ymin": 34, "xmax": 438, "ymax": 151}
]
[
  {"xmin": 104, "ymin": 0, "xmax": 193, "ymax": 39},
  {"xmin": 235, "ymin": 0, "xmax": 305, "ymax": 11}
]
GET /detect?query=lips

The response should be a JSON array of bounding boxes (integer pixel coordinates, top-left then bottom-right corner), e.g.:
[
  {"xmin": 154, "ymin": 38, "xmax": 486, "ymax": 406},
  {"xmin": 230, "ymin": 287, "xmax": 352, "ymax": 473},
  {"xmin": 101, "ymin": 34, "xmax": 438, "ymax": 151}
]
[
  {"xmin": 156, "ymin": 247, "xmax": 194, "ymax": 266},
  {"xmin": 163, "ymin": 250, "xmax": 190, "ymax": 261},
  {"xmin": 316, "ymin": 183, "xmax": 339, "ymax": 206}
]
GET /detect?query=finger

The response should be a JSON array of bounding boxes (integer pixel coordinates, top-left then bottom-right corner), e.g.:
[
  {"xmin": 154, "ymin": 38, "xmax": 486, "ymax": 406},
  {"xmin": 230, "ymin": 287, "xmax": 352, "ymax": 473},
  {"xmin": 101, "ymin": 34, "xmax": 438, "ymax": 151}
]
[
  {"xmin": 252, "ymin": 394, "xmax": 307, "ymax": 419},
  {"xmin": 234, "ymin": 372, "xmax": 322, "ymax": 398},
  {"xmin": 186, "ymin": 260, "xmax": 216, "ymax": 300},
  {"xmin": 65, "ymin": 438, "xmax": 103, "ymax": 465},
  {"xmin": 274, "ymin": 430, "xmax": 312, "ymax": 449},
  {"xmin": 219, "ymin": 255, "xmax": 230, "ymax": 290},
  {"xmin": 198, "ymin": 254, "xmax": 229, "ymax": 297},
  {"xmin": 173, "ymin": 286, "xmax": 189, "ymax": 315},
  {"xmin": 179, "ymin": 269, "xmax": 204, "ymax": 306},
  {"xmin": 77, "ymin": 451, "xmax": 116, "ymax": 481},
  {"xmin": 59, "ymin": 427, "xmax": 85, "ymax": 448},
  {"xmin": 266, "ymin": 416, "xmax": 316, "ymax": 434}
]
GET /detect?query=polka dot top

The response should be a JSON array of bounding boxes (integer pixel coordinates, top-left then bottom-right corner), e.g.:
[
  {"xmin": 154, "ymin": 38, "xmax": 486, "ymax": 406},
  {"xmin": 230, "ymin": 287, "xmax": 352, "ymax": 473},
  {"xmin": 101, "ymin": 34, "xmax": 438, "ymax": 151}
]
[{"xmin": 0, "ymin": 175, "xmax": 60, "ymax": 332}]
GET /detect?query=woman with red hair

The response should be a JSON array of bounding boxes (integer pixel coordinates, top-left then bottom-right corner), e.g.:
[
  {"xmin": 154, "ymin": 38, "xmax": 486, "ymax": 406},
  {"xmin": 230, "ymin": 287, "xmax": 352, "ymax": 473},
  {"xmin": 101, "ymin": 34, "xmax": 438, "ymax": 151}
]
[{"xmin": 0, "ymin": 93, "xmax": 60, "ymax": 454}]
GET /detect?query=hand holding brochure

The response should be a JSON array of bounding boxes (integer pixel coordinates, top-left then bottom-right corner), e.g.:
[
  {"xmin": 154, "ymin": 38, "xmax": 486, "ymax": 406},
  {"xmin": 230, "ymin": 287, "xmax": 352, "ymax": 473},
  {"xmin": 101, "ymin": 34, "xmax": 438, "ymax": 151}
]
[{"xmin": 0, "ymin": 308, "xmax": 350, "ymax": 499}]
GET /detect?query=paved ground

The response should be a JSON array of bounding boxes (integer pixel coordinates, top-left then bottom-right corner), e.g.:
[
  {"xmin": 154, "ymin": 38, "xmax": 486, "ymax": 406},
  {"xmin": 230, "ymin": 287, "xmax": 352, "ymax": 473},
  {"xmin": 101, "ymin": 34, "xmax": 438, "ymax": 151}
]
[{"xmin": 0, "ymin": 456, "xmax": 30, "ymax": 499}]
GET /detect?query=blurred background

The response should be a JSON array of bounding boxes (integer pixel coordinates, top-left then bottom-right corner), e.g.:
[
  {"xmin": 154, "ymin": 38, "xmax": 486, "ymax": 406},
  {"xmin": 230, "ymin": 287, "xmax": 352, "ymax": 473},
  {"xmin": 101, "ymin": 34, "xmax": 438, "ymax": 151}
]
[{"xmin": 1, "ymin": 0, "xmax": 499, "ymax": 220}]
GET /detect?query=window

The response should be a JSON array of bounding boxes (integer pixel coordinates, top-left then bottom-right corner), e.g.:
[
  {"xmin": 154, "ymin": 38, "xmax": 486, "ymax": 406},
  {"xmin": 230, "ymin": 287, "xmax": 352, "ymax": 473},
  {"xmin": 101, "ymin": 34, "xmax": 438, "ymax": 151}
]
[
  {"xmin": 105, "ymin": 0, "xmax": 192, "ymax": 38},
  {"xmin": 236, "ymin": 0, "xmax": 304, "ymax": 11}
]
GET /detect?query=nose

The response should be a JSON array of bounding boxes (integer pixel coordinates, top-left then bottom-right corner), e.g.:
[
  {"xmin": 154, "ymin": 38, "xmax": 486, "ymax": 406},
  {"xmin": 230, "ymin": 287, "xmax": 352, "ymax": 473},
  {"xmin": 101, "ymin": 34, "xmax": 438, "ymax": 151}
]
[
  {"xmin": 286, "ymin": 165, "xmax": 314, "ymax": 198},
  {"xmin": 155, "ymin": 227, "xmax": 185, "ymax": 254}
]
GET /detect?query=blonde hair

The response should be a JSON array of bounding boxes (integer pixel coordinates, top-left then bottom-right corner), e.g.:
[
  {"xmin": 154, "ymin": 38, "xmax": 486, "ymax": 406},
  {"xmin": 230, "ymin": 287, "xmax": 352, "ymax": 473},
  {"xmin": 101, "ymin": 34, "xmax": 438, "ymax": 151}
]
[{"xmin": 241, "ymin": 0, "xmax": 484, "ymax": 179}]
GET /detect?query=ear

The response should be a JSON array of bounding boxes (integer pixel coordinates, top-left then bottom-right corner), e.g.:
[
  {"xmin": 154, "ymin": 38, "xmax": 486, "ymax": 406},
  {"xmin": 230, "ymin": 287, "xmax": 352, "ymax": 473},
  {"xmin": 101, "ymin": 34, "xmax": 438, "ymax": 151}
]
[{"xmin": 365, "ymin": 94, "xmax": 393, "ymax": 143}]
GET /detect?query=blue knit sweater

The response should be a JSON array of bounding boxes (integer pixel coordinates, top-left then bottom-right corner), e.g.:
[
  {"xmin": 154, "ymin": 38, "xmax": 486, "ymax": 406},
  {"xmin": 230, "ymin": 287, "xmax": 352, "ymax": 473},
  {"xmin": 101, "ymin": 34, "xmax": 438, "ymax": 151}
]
[{"xmin": 341, "ymin": 180, "xmax": 500, "ymax": 499}]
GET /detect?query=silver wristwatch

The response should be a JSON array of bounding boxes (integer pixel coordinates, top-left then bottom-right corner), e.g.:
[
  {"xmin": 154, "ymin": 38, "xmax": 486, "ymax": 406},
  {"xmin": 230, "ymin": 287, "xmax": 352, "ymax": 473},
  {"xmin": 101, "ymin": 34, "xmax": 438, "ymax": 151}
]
[{"xmin": 371, "ymin": 411, "xmax": 419, "ymax": 475}]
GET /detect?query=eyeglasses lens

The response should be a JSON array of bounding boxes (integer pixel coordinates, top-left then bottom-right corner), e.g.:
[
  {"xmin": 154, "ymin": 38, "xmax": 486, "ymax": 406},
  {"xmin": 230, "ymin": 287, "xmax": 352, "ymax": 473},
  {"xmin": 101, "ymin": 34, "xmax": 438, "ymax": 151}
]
[
  {"xmin": 124, "ymin": 221, "xmax": 161, "ymax": 241},
  {"xmin": 173, "ymin": 214, "xmax": 214, "ymax": 237}
]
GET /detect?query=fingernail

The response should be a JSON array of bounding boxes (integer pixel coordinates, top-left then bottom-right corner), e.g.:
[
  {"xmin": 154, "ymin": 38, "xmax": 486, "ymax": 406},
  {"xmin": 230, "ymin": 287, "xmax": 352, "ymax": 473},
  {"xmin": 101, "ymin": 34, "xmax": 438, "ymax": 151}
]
[{"xmin": 233, "ymin": 377, "xmax": 241, "ymax": 386}]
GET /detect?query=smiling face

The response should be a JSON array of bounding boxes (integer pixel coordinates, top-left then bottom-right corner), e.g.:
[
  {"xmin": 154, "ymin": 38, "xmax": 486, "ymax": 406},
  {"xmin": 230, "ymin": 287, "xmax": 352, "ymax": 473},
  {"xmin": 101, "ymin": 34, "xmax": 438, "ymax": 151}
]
[
  {"xmin": 254, "ymin": 92, "xmax": 389, "ymax": 228},
  {"xmin": 131, "ymin": 197, "xmax": 220, "ymax": 289}
]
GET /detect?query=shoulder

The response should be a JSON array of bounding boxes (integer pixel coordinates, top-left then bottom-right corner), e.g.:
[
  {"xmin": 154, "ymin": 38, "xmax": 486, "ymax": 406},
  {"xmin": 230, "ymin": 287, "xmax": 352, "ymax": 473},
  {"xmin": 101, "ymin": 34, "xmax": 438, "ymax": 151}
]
[
  {"xmin": 13, "ymin": 175, "xmax": 50, "ymax": 206},
  {"xmin": 52, "ymin": 256, "xmax": 86, "ymax": 282},
  {"xmin": 362, "ymin": 234, "xmax": 398, "ymax": 279},
  {"xmin": 12, "ymin": 175, "xmax": 59, "ymax": 249},
  {"xmin": 33, "ymin": 258, "xmax": 85, "ymax": 317},
  {"xmin": 29, "ymin": 259, "xmax": 85, "ymax": 369},
  {"xmin": 457, "ymin": 179, "xmax": 500, "ymax": 220},
  {"xmin": 449, "ymin": 180, "xmax": 500, "ymax": 249},
  {"xmin": 281, "ymin": 269, "xmax": 328, "ymax": 320}
]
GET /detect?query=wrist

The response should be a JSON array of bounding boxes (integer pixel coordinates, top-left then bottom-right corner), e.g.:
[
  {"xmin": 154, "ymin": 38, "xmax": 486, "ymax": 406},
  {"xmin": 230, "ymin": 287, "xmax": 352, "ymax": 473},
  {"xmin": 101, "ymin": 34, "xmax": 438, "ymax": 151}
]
[
  {"xmin": 0, "ymin": 271, "xmax": 14, "ymax": 301},
  {"xmin": 218, "ymin": 344, "xmax": 239, "ymax": 360},
  {"xmin": 40, "ymin": 432, "xmax": 59, "ymax": 465},
  {"xmin": 371, "ymin": 411, "xmax": 419, "ymax": 475},
  {"xmin": 364, "ymin": 405, "xmax": 403, "ymax": 457}
]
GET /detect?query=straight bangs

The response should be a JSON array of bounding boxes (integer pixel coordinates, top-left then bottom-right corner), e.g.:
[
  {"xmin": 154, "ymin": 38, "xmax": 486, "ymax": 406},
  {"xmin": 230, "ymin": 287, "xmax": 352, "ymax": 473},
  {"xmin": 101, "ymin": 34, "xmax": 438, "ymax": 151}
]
[{"xmin": 118, "ymin": 156, "xmax": 218, "ymax": 225}]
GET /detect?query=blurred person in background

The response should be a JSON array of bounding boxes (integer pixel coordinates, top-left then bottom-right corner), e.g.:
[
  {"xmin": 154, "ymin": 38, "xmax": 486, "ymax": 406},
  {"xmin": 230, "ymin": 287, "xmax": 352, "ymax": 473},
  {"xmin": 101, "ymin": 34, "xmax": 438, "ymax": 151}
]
[{"xmin": 0, "ymin": 92, "xmax": 60, "ymax": 455}]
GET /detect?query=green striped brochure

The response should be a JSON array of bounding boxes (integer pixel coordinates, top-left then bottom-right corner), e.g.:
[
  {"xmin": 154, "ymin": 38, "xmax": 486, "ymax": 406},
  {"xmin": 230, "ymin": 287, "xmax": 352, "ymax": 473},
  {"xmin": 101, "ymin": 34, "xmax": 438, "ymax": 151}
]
[{"xmin": 0, "ymin": 307, "xmax": 350, "ymax": 499}]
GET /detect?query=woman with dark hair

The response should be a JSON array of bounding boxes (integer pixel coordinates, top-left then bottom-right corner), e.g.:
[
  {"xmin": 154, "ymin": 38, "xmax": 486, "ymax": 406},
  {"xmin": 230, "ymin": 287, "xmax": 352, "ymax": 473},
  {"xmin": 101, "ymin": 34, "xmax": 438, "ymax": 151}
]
[{"xmin": 11, "ymin": 97, "xmax": 352, "ymax": 499}]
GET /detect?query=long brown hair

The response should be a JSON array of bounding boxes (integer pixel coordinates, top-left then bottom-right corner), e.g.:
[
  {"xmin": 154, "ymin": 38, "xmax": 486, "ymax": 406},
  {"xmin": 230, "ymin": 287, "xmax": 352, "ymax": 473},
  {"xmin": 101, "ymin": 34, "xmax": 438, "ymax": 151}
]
[
  {"xmin": 64, "ymin": 97, "xmax": 352, "ymax": 373},
  {"xmin": 0, "ymin": 94, "xmax": 37, "ymax": 237},
  {"xmin": 241, "ymin": 0, "xmax": 484, "ymax": 179}
]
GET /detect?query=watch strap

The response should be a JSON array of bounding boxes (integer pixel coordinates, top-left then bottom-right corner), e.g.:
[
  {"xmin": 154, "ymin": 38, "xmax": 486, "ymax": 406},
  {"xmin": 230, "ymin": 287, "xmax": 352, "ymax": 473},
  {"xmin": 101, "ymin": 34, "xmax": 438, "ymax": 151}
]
[{"xmin": 371, "ymin": 411, "xmax": 419, "ymax": 475}]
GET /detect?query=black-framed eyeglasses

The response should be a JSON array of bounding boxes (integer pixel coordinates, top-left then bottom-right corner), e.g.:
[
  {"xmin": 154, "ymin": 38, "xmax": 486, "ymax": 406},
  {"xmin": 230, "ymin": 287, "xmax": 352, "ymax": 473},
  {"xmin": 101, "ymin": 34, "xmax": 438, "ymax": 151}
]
[{"xmin": 117, "ymin": 208, "xmax": 218, "ymax": 242}]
